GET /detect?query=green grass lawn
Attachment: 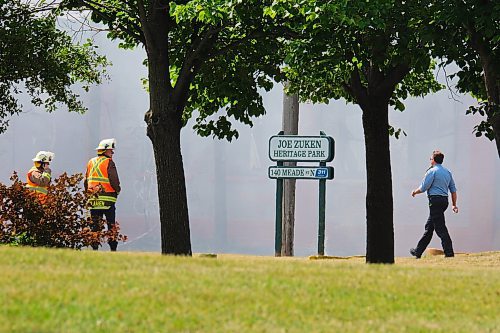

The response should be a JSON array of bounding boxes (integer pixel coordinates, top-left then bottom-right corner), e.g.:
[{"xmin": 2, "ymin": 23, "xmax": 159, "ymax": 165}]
[{"xmin": 0, "ymin": 246, "xmax": 498, "ymax": 333}]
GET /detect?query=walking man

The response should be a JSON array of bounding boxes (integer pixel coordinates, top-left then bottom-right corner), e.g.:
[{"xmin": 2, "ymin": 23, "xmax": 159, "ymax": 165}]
[
  {"xmin": 85, "ymin": 138, "xmax": 121, "ymax": 251},
  {"xmin": 410, "ymin": 150, "xmax": 458, "ymax": 258},
  {"xmin": 26, "ymin": 151, "xmax": 54, "ymax": 204}
]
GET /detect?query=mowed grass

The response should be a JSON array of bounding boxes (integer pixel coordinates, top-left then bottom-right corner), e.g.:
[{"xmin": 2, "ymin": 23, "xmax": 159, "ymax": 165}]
[{"xmin": 0, "ymin": 246, "xmax": 499, "ymax": 333}]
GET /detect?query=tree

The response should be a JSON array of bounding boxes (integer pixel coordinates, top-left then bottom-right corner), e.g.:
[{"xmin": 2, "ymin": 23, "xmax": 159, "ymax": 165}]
[
  {"xmin": 270, "ymin": 0, "xmax": 442, "ymax": 263},
  {"xmin": 423, "ymin": 0, "xmax": 500, "ymax": 157},
  {"xmin": 0, "ymin": 0, "xmax": 107, "ymax": 133},
  {"xmin": 62, "ymin": 0, "xmax": 285, "ymax": 254}
]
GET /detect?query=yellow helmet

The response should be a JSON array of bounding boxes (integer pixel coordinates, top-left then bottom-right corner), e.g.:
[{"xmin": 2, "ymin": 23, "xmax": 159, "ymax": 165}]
[
  {"xmin": 95, "ymin": 138, "xmax": 116, "ymax": 150},
  {"xmin": 32, "ymin": 151, "xmax": 55, "ymax": 162}
]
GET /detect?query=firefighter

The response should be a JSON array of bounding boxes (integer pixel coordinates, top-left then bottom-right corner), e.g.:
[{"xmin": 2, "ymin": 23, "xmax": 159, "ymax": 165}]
[
  {"xmin": 84, "ymin": 138, "xmax": 121, "ymax": 251},
  {"xmin": 26, "ymin": 151, "xmax": 54, "ymax": 204}
]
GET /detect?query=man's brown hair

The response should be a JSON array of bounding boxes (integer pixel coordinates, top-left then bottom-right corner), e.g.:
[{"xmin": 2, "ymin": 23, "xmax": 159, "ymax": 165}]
[{"xmin": 432, "ymin": 150, "xmax": 444, "ymax": 164}]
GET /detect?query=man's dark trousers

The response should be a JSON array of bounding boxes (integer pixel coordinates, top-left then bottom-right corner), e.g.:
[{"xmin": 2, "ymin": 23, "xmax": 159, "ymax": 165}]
[
  {"xmin": 91, "ymin": 204, "xmax": 118, "ymax": 251},
  {"xmin": 415, "ymin": 195, "xmax": 454, "ymax": 257}
]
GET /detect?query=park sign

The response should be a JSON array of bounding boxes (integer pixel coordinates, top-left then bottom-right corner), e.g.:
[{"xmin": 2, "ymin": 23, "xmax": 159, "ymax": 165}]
[
  {"xmin": 268, "ymin": 135, "xmax": 334, "ymax": 162},
  {"xmin": 269, "ymin": 131, "xmax": 335, "ymax": 256},
  {"xmin": 268, "ymin": 166, "xmax": 334, "ymax": 180}
]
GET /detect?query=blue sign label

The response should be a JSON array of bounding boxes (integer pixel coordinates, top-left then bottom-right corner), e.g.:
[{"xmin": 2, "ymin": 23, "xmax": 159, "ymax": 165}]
[{"xmin": 315, "ymin": 168, "xmax": 328, "ymax": 178}]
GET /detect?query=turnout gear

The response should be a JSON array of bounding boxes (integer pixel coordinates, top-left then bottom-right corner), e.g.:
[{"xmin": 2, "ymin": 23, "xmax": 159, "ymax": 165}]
[
  {"xmin": 85, "ymin": 138, "xmax": 121, "ymax": 251},
  {"xmin": 86, "ymin": 156, "xmax": 117, "ymax": 209},
  {"xmin": 26, "ymin": 166, "xmax": 51, "ymax": 202},
  {"xmin": 26, "ymin": 152, "xmax": 53, "ymax": 203},
  {"xmin": 86, "ymin": 156, "xmax": 116, "ymax": 194}
]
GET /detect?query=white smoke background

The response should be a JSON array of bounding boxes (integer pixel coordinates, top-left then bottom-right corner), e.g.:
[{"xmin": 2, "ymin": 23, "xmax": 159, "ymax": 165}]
[{"xmin": 1, "ymin": 33, "xmax": 498, "ymax": 256}]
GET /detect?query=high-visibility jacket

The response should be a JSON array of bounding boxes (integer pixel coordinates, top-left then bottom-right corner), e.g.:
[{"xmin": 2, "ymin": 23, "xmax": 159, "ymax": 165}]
[
  {"xmin": 85, "ymin": 156, "xmax": 118, "ymax": 210},
  {"xmin": 26, "ymin": 166, "xmax": 51, "ymax": 203}
]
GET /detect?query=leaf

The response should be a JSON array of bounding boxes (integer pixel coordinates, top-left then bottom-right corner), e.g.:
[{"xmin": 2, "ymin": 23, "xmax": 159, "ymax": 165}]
[{"xmin": 395, "ymin": 100, "xmax": 405, "ymax": 112}]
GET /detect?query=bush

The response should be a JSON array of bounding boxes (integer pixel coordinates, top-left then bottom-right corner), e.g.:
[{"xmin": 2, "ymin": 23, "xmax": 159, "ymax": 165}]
[{"xmin": 0, "ymin": 172, "xmax": 127, "ymax": 249}]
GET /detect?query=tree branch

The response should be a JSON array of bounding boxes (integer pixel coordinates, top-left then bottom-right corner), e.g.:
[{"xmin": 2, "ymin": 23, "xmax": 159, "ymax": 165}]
[
  {"xmin": 466, "ymin": 23, "xmax": 499, "ymax": 104},
  {"xmin": 342, "ymin": 82, "xmax": 354, "ymax": 98},
  {"xmin": 82, "ymin": 0, "xmax": 138, "ymax": 22},
  {"xmin": 172, "ymin": 24, "xmax": 222, "ymax": 109},
  {"xmin": 375, "ymin": 63, "xmax": 410, "ymax": 98},
  {"xmin": 367, "ymin": 61, "xmax": 384, "ymax": 93},
  {"xmin": 349, "ymin": 68, "xmax": 368, "ymax": 106},
  {"xmin": 79, "ymin": 0, "xmax": 145, "ymax": 44},
  {"xmin": 137, "ymin": 0, "xmax": 153, "ymax": 49}
]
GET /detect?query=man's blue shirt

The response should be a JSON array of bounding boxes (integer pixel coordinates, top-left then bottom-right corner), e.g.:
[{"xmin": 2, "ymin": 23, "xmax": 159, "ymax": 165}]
[{"xmin": 419, "ymin": 164, "xmax": 457, "ymax": 196}]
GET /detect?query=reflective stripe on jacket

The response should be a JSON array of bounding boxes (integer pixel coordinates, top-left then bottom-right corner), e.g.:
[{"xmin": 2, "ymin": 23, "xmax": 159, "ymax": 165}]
[
  {"xmin": 86, "ymin": 156, "xmax": 119, "ymax": 209},
  {"xmin": 88, "ymin": 194, "xmax": 117, "ymax": 210},
  {"xmin": 26, "ymin": 166, "xmax": 50, "ymax": 202},
  {"xmin": 86, "ymin": 156, "xmax": 115, "ymax": 193}
]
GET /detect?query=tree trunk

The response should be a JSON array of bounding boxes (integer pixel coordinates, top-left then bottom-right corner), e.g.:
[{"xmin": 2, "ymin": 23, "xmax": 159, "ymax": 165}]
[
  {"xmin": 481, "ymin": 60, "xmax": 500, "ymax": 158},
  {"xmin": 145, "ymin": 55, "xmax": 192, "ymax": 255},
  {"xmin": 361, "ymin": 98, "xmax": 394, "ymax": 264},
  {"xmin": 148, "ymin": 120, "xmax": 192, "ymax": 255},
  {"xmin": 489, "ymin": 99, "xmax": 500, "ymax": 159},
  {"xmin": 467, "ymin": 27, "xmax": 500, "ymax": 157}
]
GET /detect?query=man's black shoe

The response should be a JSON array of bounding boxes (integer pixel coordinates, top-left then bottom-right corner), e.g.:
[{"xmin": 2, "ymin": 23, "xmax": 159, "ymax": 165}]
[{"xmin": 410, "ymin": 248, "xmax": 421, "ymax": 259}]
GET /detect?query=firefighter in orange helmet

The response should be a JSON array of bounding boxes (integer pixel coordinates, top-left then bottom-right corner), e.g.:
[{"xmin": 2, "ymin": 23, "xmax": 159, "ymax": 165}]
[
  {"xmin": 84, "ymin": 138, "xmax": 121, "ymax": 251},
  {"xmin": 26, "ymin": 151, "xmax": 54, "ymax": 204}
]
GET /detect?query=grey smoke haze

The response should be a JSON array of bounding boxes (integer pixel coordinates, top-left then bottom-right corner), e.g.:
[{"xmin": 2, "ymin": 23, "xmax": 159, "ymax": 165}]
[{"xmin": 1, "ymin": 36, "xmax": 498, "ymax": 256}]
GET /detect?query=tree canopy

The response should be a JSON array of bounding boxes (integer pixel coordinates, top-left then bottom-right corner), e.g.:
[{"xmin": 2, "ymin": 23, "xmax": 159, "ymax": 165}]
[
  {"xmin": 0, "ymin": 0, "xmax": 107, "ymax": 134},
  {"xmin": 270, "ymin": 0, "xmax": 442, "ymax": 109}
]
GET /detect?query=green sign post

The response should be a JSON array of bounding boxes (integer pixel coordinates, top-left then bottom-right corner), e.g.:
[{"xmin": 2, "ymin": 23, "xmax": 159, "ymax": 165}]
[{"xmin": 268, "ymin": 131, "xmax": 335, "ymax": 256}]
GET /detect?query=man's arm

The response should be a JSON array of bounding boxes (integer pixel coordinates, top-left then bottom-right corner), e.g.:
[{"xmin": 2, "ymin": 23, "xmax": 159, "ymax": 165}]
[
  {"xmin": 449, "ymin": 172, "xmax": 458, "ymax": 213},
  {"xmin": 411, "ymin": 188, "xmax": 423, "ymax": 197},
  {"xmin": 107, "ymin": 160, "xmax": 121, "ymax": 194},
  {"xmin": 451, "ymin": 192, "xmax": 458, "ymax": 213},
  {"xmin": 412, "ymin": 170, "xmax": 434, "ymax": 197},
  {"xmin": 29, "ymin": 167, "xmax": 51, "ymax": 186}
]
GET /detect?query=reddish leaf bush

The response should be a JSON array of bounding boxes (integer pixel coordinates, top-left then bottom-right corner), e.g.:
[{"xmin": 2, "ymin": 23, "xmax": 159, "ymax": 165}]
[{"xmin": 0, "ymin": 172, "xmax": 127, "ymax": 249}]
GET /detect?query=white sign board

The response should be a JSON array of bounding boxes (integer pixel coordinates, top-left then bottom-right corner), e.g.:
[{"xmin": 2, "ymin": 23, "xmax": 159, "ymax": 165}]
[
  {"xmin": 268, "ymin": 135, "xmax": 334, "ymax": 162},
  {"xmin": 268, "ymin": 166, "xmax": 334, "ymax": 180}
]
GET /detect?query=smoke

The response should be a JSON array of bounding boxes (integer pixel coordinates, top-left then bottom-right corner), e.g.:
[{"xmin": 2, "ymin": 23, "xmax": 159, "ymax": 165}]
[{"xmin": 1, "ymin": 35, "xmax": 498, "ymax": 256}]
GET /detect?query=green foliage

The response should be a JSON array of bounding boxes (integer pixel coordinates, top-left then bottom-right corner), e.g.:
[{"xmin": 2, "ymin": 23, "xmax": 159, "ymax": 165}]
[
  {"xmin": 272, "ymin": 0, "xmax": 443, "ymax": 138},
  {"xmin": 0, "ymin": 172, "xmax": 126, "ymax": 249},
  {"xmin": 62, "ymin": 0, "xmax": 285, "ymax": 141},
  {"xmin": 0, "ymin": 0, "xmax": 108, "ymax": 134},
  {"xmin": 168, "ymin": 0, "xmax": 285, "ymax": 140},
  {"xmin": 466, "ymin": 102, "xmax": 498, "ymax": 140},
  {"xmin": 388, "ymin": 125, "xmax": 407, "ymax": 139}
]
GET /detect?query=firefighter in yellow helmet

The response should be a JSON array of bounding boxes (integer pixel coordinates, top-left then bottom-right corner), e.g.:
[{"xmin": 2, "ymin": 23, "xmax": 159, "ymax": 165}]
[
  {"xmin": 26, "ymin": 151, "xmax": 54, "ymax": 204},
  {"xmin": 84, "ymin": 138, "xmax": 121, "ymax": 251}
]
